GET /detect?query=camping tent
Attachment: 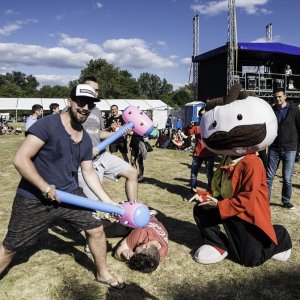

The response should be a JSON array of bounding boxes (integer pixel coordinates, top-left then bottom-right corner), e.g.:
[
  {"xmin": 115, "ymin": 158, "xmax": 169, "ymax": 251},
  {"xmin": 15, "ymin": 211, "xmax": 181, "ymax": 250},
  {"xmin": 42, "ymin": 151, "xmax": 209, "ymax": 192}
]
[{"xmin": 0, "ymin": 98, "xmax": 171, "ymax": 129}]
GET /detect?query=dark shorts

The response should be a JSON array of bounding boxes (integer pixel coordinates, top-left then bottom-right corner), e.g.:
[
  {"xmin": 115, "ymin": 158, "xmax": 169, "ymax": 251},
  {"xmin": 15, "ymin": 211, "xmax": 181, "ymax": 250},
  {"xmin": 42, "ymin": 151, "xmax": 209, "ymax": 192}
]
[
  {"xmin": 3, "ymin": 189, "xmax": 103, "ymax": 251},
  {"xmin": 109, "ymin": 140, "xmax": 128, "ymax": 154}
]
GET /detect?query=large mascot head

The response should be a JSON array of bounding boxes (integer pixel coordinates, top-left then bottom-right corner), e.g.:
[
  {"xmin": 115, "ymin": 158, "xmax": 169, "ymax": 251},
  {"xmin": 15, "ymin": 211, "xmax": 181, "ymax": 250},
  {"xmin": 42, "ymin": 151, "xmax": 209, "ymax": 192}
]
[{"xmin": 200, "ymin": 85, "xmax": 277, "ymax": 156}]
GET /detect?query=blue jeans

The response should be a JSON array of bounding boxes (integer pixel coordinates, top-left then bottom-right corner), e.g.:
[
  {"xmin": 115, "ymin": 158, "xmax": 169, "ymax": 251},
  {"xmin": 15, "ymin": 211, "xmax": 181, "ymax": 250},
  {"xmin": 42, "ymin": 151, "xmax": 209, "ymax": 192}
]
[
  {"xmin": 190, "ymin": 156, "xmax": 215, "ymax": 191},
  {"xmin": 266, "ymin": 148, "xmax": 296, "ymax": 204}
]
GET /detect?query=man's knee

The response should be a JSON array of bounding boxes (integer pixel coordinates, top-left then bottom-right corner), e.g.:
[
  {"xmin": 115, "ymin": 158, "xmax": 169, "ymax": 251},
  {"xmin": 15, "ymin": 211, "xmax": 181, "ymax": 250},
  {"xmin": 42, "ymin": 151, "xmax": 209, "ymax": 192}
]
[
  {"xmin": 122, "ymin": 166, "xmax": 138, "ymax": 180},
  {"xmin": 85, "ymin": 226, "xmax": 105, "ymax": 239}
]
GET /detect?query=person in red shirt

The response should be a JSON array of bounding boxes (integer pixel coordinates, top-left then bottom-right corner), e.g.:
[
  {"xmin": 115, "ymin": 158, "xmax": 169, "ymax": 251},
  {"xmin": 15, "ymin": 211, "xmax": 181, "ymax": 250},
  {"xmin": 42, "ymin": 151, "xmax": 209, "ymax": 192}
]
[
  {"xmin": 189, "ymin": 107, "xmax": 216, "ymax": 192},
  {"xmin": 114, "ymin": 217, "xmax": 168, "ymax": 273}
]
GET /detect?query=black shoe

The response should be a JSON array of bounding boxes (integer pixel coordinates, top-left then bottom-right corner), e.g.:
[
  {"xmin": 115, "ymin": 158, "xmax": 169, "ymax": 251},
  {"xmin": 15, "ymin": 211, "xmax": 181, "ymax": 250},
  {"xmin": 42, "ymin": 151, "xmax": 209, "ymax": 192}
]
[{"xmin": 283, "ymin": 202, "xmax": 296, "ymax": 210}]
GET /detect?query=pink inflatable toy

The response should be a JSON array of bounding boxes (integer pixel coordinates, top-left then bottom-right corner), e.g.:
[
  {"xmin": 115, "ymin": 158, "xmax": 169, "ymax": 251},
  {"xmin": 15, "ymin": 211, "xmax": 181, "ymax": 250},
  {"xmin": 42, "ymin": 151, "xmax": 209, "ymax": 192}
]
[
  {"xmin": 118, "ymin": 200, "xmax": 151, "ymax": 228},
  {"xmin": 95, "ymin": 106, "xmax": 154, "ymax": 152},
  {"xmin": 122, "ymin": 106, "xmax": 154, "ymax": 137}
]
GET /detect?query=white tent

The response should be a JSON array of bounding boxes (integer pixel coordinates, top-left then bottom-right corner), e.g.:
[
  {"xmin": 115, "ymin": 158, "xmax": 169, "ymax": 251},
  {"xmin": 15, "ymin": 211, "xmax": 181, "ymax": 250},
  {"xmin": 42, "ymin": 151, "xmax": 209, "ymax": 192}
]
[{"xmin": 0, "ymin": 98, "xmax": 171, "ymax": 129}]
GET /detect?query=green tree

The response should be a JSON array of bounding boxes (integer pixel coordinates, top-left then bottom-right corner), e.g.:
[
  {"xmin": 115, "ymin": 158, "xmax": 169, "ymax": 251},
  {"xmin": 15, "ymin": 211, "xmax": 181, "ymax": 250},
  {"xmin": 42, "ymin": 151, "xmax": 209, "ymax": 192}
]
[
  {"xmin": 0, "ymin": 83, "xmax": 26, "ymax": 97},
  {"xmin": 0, "ymin": 71, "xmax": 39, "ymax": 97},
  {"xmin": 171, "ymin": 85, "xmax": 192, "ymax": 107},
  {"xmin": 78, "ymin": 59, "xmax": 139, "ymax": 99},
  {"xmin": 137, "ymin": 73, "xmax": 174, "ymax": 100},
  {"xmin": 137, "ymin": 73, "xmax": 161, "ymax": 99},
  {"xmin": 39, "ymin": 85, "xmax": 70, "ymax": 98}
]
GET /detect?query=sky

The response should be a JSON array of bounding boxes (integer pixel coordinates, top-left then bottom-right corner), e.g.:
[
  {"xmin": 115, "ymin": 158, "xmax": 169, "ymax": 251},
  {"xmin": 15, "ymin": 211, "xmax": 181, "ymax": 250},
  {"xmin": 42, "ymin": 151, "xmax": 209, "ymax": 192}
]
[{"xmin": 0, "ymin": 0, "xmax": 299, "ymax": 90}]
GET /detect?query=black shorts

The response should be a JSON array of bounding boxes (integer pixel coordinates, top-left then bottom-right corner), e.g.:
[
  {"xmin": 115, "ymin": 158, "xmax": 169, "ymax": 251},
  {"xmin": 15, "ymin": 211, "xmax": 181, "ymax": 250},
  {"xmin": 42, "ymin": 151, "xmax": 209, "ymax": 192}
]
[
  {"xmin": 3, "ymin": 189, "xmax": 103, "ymax": 251},
  {"xmin": 109, "ymin": 140, "xmax": 128, "ymax": 154}
]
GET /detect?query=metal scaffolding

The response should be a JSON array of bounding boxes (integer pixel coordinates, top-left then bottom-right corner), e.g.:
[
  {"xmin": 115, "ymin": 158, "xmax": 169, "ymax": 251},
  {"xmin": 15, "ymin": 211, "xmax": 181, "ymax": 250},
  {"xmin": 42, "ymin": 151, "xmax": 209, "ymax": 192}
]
[
  {"xmin": 266, "ymin": 23, "xmax": 273, "ymax": 42},
  {"xmin": 192, "ymin": 14, "xmax": 199, "ymax": 100},
  {"xmin": 227, "ymin": 0, "xmax": 238, "ymax": 92}
]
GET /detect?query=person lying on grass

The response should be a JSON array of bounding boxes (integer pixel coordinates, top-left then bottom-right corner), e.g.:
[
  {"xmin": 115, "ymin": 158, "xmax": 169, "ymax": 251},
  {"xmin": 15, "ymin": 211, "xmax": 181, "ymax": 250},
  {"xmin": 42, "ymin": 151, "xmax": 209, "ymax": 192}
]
[{"xmin": 114, "ymin": 216, "xmax": 168, "ymax": 273}]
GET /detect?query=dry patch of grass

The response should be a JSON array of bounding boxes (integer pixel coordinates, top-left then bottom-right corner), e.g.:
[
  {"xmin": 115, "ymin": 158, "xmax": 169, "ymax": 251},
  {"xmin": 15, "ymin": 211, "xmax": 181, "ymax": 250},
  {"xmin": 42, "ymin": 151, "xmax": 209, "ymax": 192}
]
[{"xmin": 0, "ymin": 135, "xmax": 299, "ymax": 299}]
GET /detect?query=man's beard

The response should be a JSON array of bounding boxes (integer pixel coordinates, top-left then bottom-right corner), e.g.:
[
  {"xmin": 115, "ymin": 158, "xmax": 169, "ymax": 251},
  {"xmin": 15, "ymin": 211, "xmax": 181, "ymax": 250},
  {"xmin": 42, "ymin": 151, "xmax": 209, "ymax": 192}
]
[{"xmin": 69, "ymin": 107, "xmax": 90, "ymax": 124}]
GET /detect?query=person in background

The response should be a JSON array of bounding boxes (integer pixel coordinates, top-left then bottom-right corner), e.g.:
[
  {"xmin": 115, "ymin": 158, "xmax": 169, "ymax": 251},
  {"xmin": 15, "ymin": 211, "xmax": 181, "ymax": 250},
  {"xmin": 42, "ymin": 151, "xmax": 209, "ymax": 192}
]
[
  {"xmin": 106, "ymin": 105, "xmax": 129, "ymax": 162},
  {"xmin": 166, "ymin": 115, "xmax": 173, "ymax": 133},
  {"xmin": 296, "ymin": 103, "xmax": 300, "ymax": 163},
  {"xmin": 77, "ymin": 77, "xmax": 138, "ymax": 203},
  {"xmin": 284, "ymin": 64, "xmax": 292, "ymax": 76},
  {"xmin": 25, "ymin": 104, "xmax": 43, "ymax": 131},
  {"xmin": 284, "ymin": 65, "xmax": 292, "ymax": 89},
  {"xmin": 129, "ymin": 133, "xmax": 148, "ymax": 182},
  {"xmin": 155, "ymin": 128, "xmax": 170, "ymax": 149},
  {"xmin": 266, "ymin": 88, "xmax": 300, "ymax": 210},
  {"xmin": 189, "ymin": 107, "xmax": 215, "ymax": 193},
  {"xmin": 177, "ymin": 129, "xmax": 192, "ymax": 151},
  {"xmin": 49, "ymin": 103, "xmax": 60, "ymax": 114},
  {"xmin": 175, "ymin": 117, "xmax": 183, "ymax": 131},
  {"xmin": 0, "ymin": 84, "xmax": 125, "ymax": 289},
  {"xmin": 171, "ymin": 132, "xmax": 185, "ymax": 150}
]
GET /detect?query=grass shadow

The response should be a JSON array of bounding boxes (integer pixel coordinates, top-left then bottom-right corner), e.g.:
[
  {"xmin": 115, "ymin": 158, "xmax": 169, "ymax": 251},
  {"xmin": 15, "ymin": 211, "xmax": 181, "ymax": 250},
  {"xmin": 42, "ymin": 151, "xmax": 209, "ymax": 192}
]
[
  {"xmin": 270, "ymin": 202, "xmax": 284, "ymax": 207},
  {"xmin": 106, "ymin": 283, "xmax": 159, "ymax": 300},
  {"xmin": 155, "ymin": 210, "xmax": 200, "ymax": 250},
  {"xmin": 143, "ymin": 177, "xmax": 190, "ymax": 198},
  {"xmin": 54, "ymin": 276, "xmax": 159, "ymax": 300},
  {"xmin": 168, "ymin": 265, "xmax": 300, "ymax": 299},
  {"xmin": 3, "ymin": 230, "xmax": 96, "ymax": 278}
]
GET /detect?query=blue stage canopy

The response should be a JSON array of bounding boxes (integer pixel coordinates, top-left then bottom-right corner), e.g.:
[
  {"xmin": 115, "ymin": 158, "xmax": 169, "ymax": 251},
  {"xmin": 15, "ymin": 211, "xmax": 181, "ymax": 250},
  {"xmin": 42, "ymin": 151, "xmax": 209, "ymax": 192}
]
[
  {"xmin": 194, "ymin": 42, "xmax": 300, "ymax": 62},
  {"xmin": 238, "ymin": 42, "xmax": 300, "ymax": 56}
]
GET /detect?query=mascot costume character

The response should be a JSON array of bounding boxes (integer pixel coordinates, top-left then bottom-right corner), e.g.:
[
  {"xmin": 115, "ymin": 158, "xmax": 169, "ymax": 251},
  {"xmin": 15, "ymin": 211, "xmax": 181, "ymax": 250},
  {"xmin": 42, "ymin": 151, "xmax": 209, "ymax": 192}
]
[{"xmin": 190, "ymin": 84, "xmax": 292, "ymax": 267}]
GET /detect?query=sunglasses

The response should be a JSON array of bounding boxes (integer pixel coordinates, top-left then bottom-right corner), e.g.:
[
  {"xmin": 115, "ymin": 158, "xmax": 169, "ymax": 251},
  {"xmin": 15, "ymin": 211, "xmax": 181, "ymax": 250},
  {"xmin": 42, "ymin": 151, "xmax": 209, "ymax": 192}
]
[{"xmin": 73, "ymin": 98, "xmax": 96, "ymax": 110}]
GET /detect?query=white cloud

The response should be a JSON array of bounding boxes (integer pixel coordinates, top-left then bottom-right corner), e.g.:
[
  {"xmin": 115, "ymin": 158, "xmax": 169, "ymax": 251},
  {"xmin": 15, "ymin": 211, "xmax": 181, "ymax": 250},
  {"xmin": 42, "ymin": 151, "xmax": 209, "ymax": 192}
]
[
  {"xmin": 173, "ymin": 82, "xmax": 187, "ymax": 90},
  {"xmin": 156, "ymin": 40, "xmax": 168, "ymax": 50},
  {"xmin": 0, "ymin": 23, "xmax": 22, "ymax": 36},
  {"xmin": 35, "ymin": 74, "xmax": 78, "ymax": 86},
  {"xmin": 191, "ymin": 0, "xmax": 270, "ymax": 16},
  {"xmin": 0, "ymin": 19, "xmax": 38, "ymax": 37},
  {"xmin": 4, "ymin": 9, "xmax": 20, "ymax": 16},
  {"xmin": 103, "ymin": 38, "xmax": 176, "ymax": 68},
  {"xmin": 0, "ymin": 43, "xmax": 91, "ymax": 68},
  {"xmin": 0, "ymin": 34, "xmax": 177, "ymax": 72},
  {"xmin": 55, "ymin": 15, "xmax": 63, "ymax": 20},
  {"xmin": 58, "ymin": 33, "xmax": 89, "ymax": 48},
  {"xmin": 181, "ymin": 57, "xmax": 191, "ymax": 65},
  {"xmin": 251, "ymin": 35, "xmax": 280, "ymax": 43},
  {"xmin": 96, "ymin": 2, "xmax": 103, "ymax": 9}
]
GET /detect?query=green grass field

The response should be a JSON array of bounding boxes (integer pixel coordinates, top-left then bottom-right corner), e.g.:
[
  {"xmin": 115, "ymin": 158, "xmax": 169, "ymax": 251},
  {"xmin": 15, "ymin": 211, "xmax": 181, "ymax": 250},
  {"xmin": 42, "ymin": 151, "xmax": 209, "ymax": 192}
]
[{"xmin": 0, "ymin": 135, "xmax": 299, "ymax": 300}]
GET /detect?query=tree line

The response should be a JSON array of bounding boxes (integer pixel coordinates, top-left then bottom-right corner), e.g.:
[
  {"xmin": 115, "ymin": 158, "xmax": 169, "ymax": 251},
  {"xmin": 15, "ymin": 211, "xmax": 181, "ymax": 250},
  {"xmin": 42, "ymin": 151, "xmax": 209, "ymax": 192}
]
[{"xmin": 0, "ymin": 59, "xmax": 195, "ymax": 108}]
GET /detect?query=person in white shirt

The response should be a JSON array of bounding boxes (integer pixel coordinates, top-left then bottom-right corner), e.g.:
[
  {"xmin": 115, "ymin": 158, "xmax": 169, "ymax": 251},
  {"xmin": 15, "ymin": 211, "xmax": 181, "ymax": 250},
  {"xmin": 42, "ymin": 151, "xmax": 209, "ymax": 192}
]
[{"xmin": 25, "ymin": 104, "xmax": 43, "ymax": 131}]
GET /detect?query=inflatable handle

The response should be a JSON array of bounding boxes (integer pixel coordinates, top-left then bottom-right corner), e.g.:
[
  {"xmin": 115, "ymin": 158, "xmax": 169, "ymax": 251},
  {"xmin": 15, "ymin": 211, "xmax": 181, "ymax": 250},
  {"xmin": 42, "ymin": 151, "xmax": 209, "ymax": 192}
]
[
  {"xmin": 56, "ymin": 190, "xmax": 124, "ymax": 215},
  {"xmin": 95, "ymin": 122, "xmax": 134, "ymax": 152},
  {"xmin": 56, "ymin": 190, "xmax": 150, "ymax": 228}
]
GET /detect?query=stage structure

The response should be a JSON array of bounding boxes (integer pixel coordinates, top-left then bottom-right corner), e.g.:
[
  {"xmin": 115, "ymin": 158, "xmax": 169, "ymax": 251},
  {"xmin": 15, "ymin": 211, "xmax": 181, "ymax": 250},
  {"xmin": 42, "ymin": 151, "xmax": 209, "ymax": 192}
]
[
  {"xmin": 192, "ymin": 15, "xmax": 200, "ymax": 101},
  {"xmin": 194, "ymin": 42, "xmax": 300, "ymax": 102}
]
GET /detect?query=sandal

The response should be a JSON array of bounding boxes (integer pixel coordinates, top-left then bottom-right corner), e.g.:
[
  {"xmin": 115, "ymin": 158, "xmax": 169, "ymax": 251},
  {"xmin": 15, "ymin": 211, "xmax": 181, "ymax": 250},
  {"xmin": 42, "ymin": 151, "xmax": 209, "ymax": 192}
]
[{"xmin": 95, "ymin": 277, "xmax": 126, "ymax": 290}]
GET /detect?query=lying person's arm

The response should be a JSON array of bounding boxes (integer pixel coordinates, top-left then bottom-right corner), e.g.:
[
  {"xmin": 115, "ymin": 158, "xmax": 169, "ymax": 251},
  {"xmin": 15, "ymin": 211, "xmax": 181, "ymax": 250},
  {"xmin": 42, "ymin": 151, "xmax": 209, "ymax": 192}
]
[{"xmin": 114, "ymin": 238, "xmax": 134, "ymax": 261}]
